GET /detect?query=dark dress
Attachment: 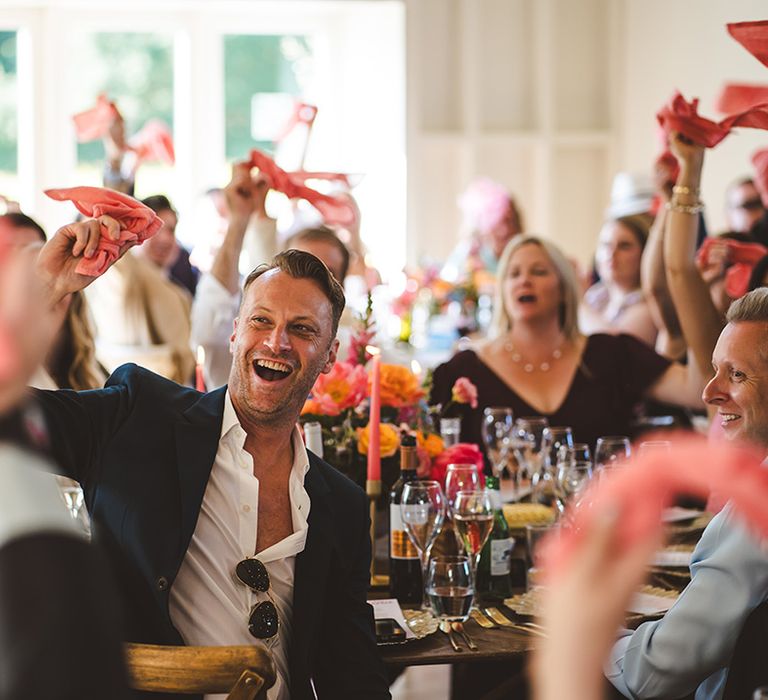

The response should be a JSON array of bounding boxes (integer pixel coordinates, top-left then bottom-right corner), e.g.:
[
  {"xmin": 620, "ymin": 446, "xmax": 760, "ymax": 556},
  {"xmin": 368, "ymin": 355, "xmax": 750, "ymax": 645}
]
[{"xmin": 430, "ymin": 333, "xmax": 671, "ymax": 452}]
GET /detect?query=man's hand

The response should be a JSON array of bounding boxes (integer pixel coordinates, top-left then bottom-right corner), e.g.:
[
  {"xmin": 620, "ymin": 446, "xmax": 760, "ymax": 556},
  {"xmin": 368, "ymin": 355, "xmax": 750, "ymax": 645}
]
[{"xmin": 36, "ymin": 216, "xmax": 123, "ymax": 304}]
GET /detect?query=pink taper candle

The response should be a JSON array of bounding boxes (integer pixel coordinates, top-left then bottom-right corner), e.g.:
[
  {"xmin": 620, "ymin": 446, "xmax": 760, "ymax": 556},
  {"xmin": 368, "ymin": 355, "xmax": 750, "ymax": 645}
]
[
  {"xmin": 195, "ymin": 346, "xmax": 206, "ymax": 392},
  {"xmin": 367, "ymin": 351, "xmax": 381, "ymax": 481}
]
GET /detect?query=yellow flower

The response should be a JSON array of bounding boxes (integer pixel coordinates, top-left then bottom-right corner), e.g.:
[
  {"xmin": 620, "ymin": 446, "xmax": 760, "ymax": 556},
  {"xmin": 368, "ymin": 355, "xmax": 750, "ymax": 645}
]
[
  {"xmin": 357, "ymin": 423, "xmax": 401, "ymax": 458},
  {"xmin": 417, "ymin": 431, "xmax": 444, "ymax": 458}
]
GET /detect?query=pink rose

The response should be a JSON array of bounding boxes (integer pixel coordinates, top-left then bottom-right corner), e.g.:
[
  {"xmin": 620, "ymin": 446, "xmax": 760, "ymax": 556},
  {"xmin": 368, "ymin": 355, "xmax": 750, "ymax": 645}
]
[
  {"xmin": 451, "ymin": 377, "xmax": 478, "ymax": 409},
  {"xmin": 430, "ymin": 443, "xmax": 485, "ymax": 487}
]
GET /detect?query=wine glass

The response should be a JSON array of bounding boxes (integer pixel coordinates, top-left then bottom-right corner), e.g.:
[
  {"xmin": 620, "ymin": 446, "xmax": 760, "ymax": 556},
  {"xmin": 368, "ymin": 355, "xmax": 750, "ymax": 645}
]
[
  {"xmin": 401, "ymin": 480, "xmax": 446, "ymax": 609},
  {"xmin": 534, "ymin": 426, "xmax": 573, "ymax": 508},
  {"xmin": 452, "ymin": 490, "xmax": 494, "ymax": 586},
  {"xmin": 440, "ymin": 417, "xmax": 462, "ymax": 447},
  {"xmin": 56, "ymin": 476, "xmax": 90, "ymax": 535},
  {"xmin": 594, "ymin": 436, "xmax": 632, "ymax": 475},
  {"xmin": 512, "ymin": 416, "xmax": 549, "ymax": 488},
  {"xmin": 556, "ymin": 460, "xmax": 593, "ymax": 507},
  {"xmin": 558, "ymin": 442, "xmax": 591, "ymax": 465},
  {"xmin": 639, "ymin": 440, "xmax": 671, "ymax": 456},
  {"xmin": 444, "ymin": 463, "xmax": 481, "ymax": 511},
  {"xmin": 426, "ymin": 555, "xmax": 474, "ymax": 622},
  {"xmin": 480, "ymin": 407, "xmax": 514, "ymax": 478}
]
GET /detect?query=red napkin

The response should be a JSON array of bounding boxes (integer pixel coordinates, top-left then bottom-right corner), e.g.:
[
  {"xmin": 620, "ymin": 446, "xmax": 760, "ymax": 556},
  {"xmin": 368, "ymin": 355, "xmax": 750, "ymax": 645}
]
[
  {"xmin": 656, "ymin": 90, "xmax": 768, "ymax": 148},
  {"xmin": 753, "ymin": 148, "xmax": 768, "ymax": 207},
  {"xmin": 728, "ymin": 20, "xmax": 768, "ymax": 69},
  {"xmin": 274, "ymin": 102, "xmax": 318, "ymax": 143},
  {"xmin": 72, "ymin": 94, "xmax": 121, "ymax": 143},
  {"xmin": 129, "ymin": 119, "xmax": 175, "ymax": 166},
  {"xmin": 697, "ymin": 237, "xmax": 767, "ymax": 299},
  {"xmin": 248, "ymin": 149, "xmax": 356, "ymax": 227},
  {"xmin": 45, "ymin": 186, "xmax": 163, "ymax": 277},
  {"xmin": 540, "ymin": 435, "xmax": 768, "ymax": 580},
  {"xmin": 715, "ymin": 83, "xmax": 768, "ymax": 114}
]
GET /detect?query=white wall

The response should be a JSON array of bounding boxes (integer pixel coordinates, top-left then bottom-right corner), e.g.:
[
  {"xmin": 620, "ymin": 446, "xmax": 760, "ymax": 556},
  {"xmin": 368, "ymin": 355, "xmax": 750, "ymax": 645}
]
[{"xmin": 620, "ymin": 0, "xmax": 768, "ymax": 232}]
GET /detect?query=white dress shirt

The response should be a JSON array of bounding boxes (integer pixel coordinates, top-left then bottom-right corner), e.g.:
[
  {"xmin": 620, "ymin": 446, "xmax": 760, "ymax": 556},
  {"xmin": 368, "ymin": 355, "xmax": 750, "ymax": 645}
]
[{"xmin": 169, "ymin": 392, "xmax": 310, "ymax": 700}]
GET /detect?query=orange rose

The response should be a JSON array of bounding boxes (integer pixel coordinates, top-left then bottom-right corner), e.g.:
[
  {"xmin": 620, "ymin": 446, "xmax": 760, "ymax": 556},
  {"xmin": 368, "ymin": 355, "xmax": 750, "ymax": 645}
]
[
  {"xmin": 357, "ymin": 422, "xmax": 401, "ymax": 458},
  {"xmin": 417, "ymin": 431, "xmax": 444, "ymax": 458},
  {"xmin": 373, "ymin": 363, "xmax": 425, "ymax": 408}
]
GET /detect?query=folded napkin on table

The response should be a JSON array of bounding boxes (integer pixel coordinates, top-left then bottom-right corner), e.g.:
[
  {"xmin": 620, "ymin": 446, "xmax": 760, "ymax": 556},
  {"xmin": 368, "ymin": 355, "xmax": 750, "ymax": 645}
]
[
  {"xmin": 696, "ymin": 237, "xmax": 767, "ymax": 299},
  {"xmin": 45, "ymin": 186, "xmax": 163, "ymax": 277},
  {"xmin": 72, "ymin": 94, "xmax": 121, "ymax": 143}
]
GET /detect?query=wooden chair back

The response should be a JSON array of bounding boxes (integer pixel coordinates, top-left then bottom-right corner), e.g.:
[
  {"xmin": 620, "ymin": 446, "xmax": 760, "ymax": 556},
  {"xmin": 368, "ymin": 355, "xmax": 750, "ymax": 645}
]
[{"xmin": 125, "ymin": 643, "xmax": 276, "ymax": 700}]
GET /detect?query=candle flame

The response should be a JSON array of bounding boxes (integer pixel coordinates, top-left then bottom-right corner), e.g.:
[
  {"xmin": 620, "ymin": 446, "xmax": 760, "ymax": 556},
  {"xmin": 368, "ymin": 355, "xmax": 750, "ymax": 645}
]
[
  {"xmin": 365, "ymin": 345, "xmax": 381, "ymax": 356},
  {"xmin": 196, "ymin": 345, "xmax": 205, "ymax": 364}
]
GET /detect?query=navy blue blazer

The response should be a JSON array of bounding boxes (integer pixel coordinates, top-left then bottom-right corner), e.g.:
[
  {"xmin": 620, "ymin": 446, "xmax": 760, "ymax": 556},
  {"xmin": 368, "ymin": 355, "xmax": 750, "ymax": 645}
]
[{"xmin": 36, "ymin": 364, "xmax": 390, "ymax": 700}]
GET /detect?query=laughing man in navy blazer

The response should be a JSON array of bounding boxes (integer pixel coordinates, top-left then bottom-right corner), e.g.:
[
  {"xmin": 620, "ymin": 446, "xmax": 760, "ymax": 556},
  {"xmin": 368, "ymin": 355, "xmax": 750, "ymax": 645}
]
[{"xmin": 34, "ymin": 212, "xmax": 390, "ymax": 700}]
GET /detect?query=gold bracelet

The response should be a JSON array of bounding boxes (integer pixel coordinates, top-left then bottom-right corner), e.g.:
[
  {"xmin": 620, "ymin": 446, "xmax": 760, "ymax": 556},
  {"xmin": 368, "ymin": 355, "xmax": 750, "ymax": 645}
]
[
  {"xmin": 672, "ymin": 184, "xmax": 700, "ymax": 196},
  {"xmin": 666, "ymin": 200, "xmax": 704, "ymax": 215}
]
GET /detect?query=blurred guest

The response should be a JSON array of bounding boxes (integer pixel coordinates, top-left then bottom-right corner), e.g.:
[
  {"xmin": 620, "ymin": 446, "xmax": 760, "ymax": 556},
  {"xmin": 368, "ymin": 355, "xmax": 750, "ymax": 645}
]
[
  {"xmin": 141, "ymin": 194, "xmax": 200, "ymax": 297},
  {"xmin": 607, "ymin": 288, "xmax": 768, "ymax": 699},
  {"xmin": 725, "ymin": 176, "xmax": 765, "ymax": 234},
  {"xmin": 431, "ymin": 235, "xmax": 706, "ymax": 451},
  {"xmin": 580, "ymin": 214, "xmax": 658, "ymax": 346},
  {"xmin": 747, "ymin": 253, "xmax": 768, "ymax": 291},
  {"xmin": 442, "ymin": 177, "xmax": 524, "ymax": 281}
]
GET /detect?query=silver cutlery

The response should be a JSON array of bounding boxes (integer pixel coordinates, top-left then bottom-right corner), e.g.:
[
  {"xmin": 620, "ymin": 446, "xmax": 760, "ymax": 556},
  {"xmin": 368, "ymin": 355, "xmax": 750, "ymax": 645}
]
[
  {"xmin": 439, "ymin": 620, "xmax": 463, "ymax": 652},
  {"xmin": 451, "ymin": 621, "xmax": 478, "ymax": 651}
]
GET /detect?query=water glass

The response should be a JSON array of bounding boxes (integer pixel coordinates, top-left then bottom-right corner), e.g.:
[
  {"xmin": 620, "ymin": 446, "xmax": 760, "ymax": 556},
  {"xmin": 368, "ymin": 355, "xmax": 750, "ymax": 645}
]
[
  {"xmin": 594, "ymin": 436, "xmax": 632, "ymax": 474},
  {"xmin": 440, "ymin": 417, "xmax": 462, "ymax": 447},
  {"xmin": 426, "ymin": 555, "xmax": 474, "ymax": 622},
  {"xmin": 481, "ymin": 407, "xmax": 514, "ymax": 478}
]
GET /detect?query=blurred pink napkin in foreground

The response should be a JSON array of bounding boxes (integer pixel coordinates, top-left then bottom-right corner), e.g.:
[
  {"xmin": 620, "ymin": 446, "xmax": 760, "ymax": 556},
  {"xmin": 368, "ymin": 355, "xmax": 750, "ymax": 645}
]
[
  {"xmin": 656, "ymin": 90, "xmax": 768, "ymax": 148},
  {"xmin": 248, "ymin": 149, "xmax": 356, "ymax": 227},
  {"xmin": 540, "ymin": 436, "xmax": 768, "ymax": 580},
  {"xmin": 72, "ymin": 94, "xmax": 121, "ymax": 143},
  {"xmin": 45, "ymin": 186, "xmax": 163, "ymax": 277}
]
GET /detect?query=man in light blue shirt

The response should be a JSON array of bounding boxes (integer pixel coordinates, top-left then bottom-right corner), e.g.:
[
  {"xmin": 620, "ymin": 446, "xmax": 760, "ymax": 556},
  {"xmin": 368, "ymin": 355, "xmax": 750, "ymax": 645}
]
[{"xmin": 607, "ymin": 288, "xmax": 768, "ymax": 700}]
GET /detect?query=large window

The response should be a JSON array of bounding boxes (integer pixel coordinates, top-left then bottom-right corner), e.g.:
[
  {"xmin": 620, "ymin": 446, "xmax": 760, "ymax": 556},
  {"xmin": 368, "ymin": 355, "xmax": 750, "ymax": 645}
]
[{"xmin": 0, "ymin": 31, "xmax": 17, "ymax": 201}]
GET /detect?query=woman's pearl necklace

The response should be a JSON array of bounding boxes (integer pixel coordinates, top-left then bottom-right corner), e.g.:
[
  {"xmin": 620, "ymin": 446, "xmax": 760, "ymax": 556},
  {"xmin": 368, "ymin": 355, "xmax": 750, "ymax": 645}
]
[{"xmin": 503, "ymin": 339, "xmax": 563, "ymax": 373}]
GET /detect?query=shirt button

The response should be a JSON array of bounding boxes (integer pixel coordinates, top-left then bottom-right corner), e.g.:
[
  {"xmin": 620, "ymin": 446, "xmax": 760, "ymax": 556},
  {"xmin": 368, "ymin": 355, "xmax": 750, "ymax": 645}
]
[
  {"xmin": 156, "ymin": 576, "xmax": 169, "ymax": 591},
  {"xmin": 243, "ymin": 504, "xmax": 251, "ymax": 513}
]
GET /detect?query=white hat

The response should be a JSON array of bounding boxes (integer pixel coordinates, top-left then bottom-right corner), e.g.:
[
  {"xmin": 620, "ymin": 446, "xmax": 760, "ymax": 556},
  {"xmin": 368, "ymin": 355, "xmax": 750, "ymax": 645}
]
[{"xmin": 605, "ymin": 172, "xmax": 654, "ymax": 218}]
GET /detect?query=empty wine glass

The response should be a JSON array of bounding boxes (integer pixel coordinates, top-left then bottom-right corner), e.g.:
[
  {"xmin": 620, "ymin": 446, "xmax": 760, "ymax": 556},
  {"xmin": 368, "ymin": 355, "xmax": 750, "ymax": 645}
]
[
  {"xmin": 557, "ymin": 443, "xmax": 591, "ymax": 465},
  {"xmin": 594, "ymin": 436, "xmax": 632, "ymax": 475},
  {"xmin": 444, "ymin": 463, "xmax": 481, "ymax": 511},
  {"xmin": 481, "ymin": 407, "xmax": 514, "ymax": 478},
  {"xmin": 556, "ymin": 460, "xmax": 593, "ymax": 507},
  {"xmin": 513, "ymin": 416, "xmax": 549, "ymax": 486},
  {"xmin": 401, "ymin": 480, "xmax": 446, "ymax": 609},
  {"xmin": 426, "ymin": 555, "xmax": 474, "ymax": 622},
  {"xmin": 452, "ymin": 489, "xmax": 494, "ymax": 585},
  {"xmin": 534, "ymin": 426, "xmax": 573, "ymax": 508}
]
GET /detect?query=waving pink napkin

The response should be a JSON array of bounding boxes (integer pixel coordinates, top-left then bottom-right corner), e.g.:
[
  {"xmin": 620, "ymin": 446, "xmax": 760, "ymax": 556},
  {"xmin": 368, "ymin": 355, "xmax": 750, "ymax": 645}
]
[
  {"xmin": 715, "ymin": 83, "xmax": 768, "ymax": 114},
  {"xmin": 656, "ymin": 90, "xmax": 768, "ymax": 148},
  {"xmin": 129, "ymin": 120, "xmax": 175, "ymax": 166},
  {"xmin": 45, "ymin": 186, "xmax": 163, "ymax": 277},
  {"xmin": 728, "ymin": 20, "xmax": 768, "ymax": 69},
  {"xmin": 248, "ymin": 149, "xmax": 356, "ymax": 227},
  {"xmin": 72, "ymin": 95, "xmax": 121, "ymax": 143},
  {"xmin": 540, "ymin": 436, "xmax": 768, "ymax": 580},
  {"xmin": 697, "ymin": 237, "xmax": 767, "ymax": 299}
]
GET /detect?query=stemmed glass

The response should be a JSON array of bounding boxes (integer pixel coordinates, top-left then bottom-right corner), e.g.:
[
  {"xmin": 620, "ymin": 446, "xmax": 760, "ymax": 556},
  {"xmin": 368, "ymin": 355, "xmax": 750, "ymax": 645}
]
[
  {"xmin": 452, "ymin": 489, "xmax": 494, "ymax": 586},
  {"xmin": 534, "ymin": 426, "xmax": 573, "ymax": 508},
  {"xmin": 426, "ymin": 555, "xmax": 474, "ymax": 623},
  {"xmin": 480, "ymin": 407, "xmax": 514, "ymax": 478},
  {"xmin": 594, "ymin": 436, "xmax": 632, "ymax": 476},
  {"xmin": 639, "ymin": 440, "xmax": 671, "ymax": 457},
  {"xmin": 444, "ymin": 463, "xmax": 481, "ymax": 511},
  {"xmin": 512, "ymin": 417, "xmax": 549, "ymax": 493},
  {"xmin": 558, "ymin": 443, "xmax": 591, "ymax": 465},
  {"xmin": 400, "ymin": 480, "xmax": 446, "ymax": 609},
  {"xmin": 556, "ymin": 460, "xmax": 593, "ymax": 508},
  {"xmin": 56, "ymin": 476, "xmax": 90, "ymax": 535}
]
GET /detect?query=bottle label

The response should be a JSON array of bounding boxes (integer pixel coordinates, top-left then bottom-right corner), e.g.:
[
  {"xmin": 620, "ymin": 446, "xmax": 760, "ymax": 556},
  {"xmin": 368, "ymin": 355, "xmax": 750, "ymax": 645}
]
[
  {"xmin": 390, "ymin": 504, "xmax": 419, "ymax": 559},
  {"xmin": 490, "ymin": 537, "xmax": 514, "ymax": 576}
]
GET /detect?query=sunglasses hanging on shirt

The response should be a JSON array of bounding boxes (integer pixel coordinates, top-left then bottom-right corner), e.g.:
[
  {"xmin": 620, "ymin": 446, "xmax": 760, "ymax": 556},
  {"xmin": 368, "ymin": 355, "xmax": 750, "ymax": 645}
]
[{"xmin": 235, "ymin": 558, "xmax": 280, "ymax": 640}]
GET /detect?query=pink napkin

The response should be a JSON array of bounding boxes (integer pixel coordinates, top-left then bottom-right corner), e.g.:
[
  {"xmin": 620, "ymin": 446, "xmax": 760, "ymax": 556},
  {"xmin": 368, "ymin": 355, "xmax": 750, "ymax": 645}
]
[
  {"xmin": 72, "ymin": 94, "xmax": 121, "ymax": 143},
  {"xmin": 728, "ymin": 20, "xmax": 768, "ymax": 69},
  {"xmin": 45, "ymin": 186, "xmax": 163, "ymax": 277},
  {"xmin": 696, "ymin": 237, "xmax": 767, "ymax": 299},
  {"xmin": 656, "ymin": 90, "xmax": 768, "ymax": 148},
  {"xmin": 248, "ymin": 149, "xmax": 356, "ymax": 227},
  {"xmin": 129, "ymin": 119, "xmax": 175, "ymax": 166},
  {"xmin": 715, "ymin": 83, "xmax": 768, "ymax": 114},
  {"xmin": 540, "ymin": 436, "xmax": 768, "ymax": 580},
  {"xmin": 0, "ymin": 239, "xmax": 20, "ymax": 381},
  {"xmin": 274, "ymin": 102, "xmax": 318, "ymax": 143}
]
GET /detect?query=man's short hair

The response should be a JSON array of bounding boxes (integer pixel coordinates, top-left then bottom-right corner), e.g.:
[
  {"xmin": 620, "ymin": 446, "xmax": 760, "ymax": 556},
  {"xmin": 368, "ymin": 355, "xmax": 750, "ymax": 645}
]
[
  {"xmin": 141, "ymin": 194, "xmax": 176, "ymax": 214},
  {"xmin": 0, "ymin": 213, "xmax": 46, "ymax": 241},
  {"xmin": 285, "ymin": 226, "xmax": 350, "ymax": 282},
  {"xmin": 243, "ymin": 249, "xmax": 346, "ymax": 338},
  {"xmin": 727, "ymin": 288, "xmax": 768, "ymax": 324}
]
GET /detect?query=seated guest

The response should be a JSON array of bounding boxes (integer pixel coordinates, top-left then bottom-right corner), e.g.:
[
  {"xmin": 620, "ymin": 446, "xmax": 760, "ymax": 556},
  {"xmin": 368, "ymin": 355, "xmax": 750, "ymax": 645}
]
[
  {"xmin": 431, "ymin": 235, "xmax": 706, "ymax": 450},
  {"xmin": 192, "ymin": 163, "xmax": 352, "ymax": 388},
  {"xmin": 580, "ymin": 214, "xmax": 658, "ymax": 347},
  {"xmin": 141, "ymin": 194, "xmax": 200, "ymax": 297},
  {"xmin": 607, "ymin": 288, "xmax": 768, "ymax": 699},
  {"xmin": 33, "ymin": 219, "xmax": 389, "ymax": 700},
  {"xmin": 725, "ymin": 176, "xmax": 765, "ymax": 235}
]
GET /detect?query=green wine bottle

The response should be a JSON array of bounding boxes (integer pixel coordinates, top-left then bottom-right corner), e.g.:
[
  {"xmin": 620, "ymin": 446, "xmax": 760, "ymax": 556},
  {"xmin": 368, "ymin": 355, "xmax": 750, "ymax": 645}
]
[{"xmin": 476, "ymin": 475, "xmax": 514, "ymax": 603}]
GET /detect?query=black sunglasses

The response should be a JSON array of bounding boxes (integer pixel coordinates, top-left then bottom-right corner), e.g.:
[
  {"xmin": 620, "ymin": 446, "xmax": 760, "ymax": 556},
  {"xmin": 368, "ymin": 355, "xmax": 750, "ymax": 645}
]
[
  {"xmin": 733, "ymin": 197, "xmax": 765, "ymax": 212},
  {"xmin": 235, "ymin": 558, "xmax": 280, "ymax": 640}
]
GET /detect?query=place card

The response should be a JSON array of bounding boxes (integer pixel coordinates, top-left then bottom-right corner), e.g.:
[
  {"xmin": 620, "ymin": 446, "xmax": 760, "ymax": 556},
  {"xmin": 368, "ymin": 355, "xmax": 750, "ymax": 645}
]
[
  {"xmin": 626, "ymin": 591, "xmax": 676, "ymax": 615},
  {"xmin": 368, "ymin": 598, "xmax": 416, "ymax": 639},
  {"xmin": 651, "ymin": 548, "xmax": 693, "ymax": 567}
]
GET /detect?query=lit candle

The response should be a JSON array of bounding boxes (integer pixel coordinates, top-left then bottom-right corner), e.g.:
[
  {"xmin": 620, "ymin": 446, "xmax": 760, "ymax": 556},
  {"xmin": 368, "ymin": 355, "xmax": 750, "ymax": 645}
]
[
  {"xmin": 195, "ymin": 346, "xmax": 206, "ymax": 392},
  {"xmin": 366, "ymin": 346, "xmax": 381, "ymax": 482}
]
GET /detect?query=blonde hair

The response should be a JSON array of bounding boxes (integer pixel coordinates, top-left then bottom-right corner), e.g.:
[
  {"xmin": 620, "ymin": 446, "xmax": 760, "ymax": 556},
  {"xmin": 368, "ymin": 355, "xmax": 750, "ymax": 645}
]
[{"xmin": 489, "ymin": 235, "xmax": 581, "ymax": 341}]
